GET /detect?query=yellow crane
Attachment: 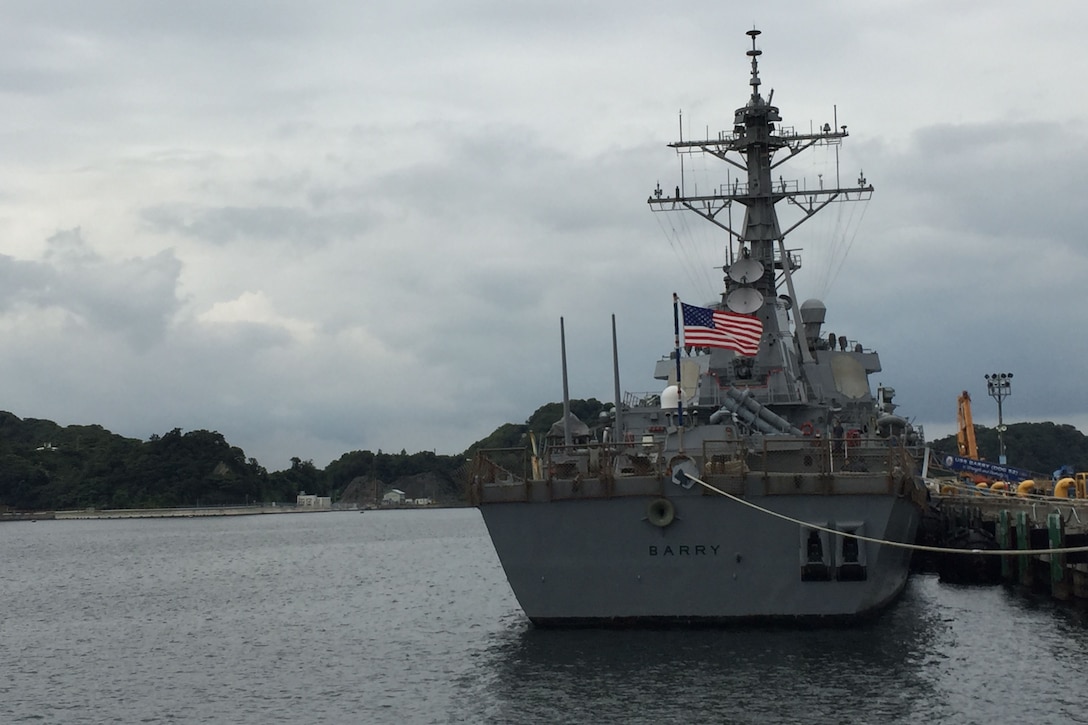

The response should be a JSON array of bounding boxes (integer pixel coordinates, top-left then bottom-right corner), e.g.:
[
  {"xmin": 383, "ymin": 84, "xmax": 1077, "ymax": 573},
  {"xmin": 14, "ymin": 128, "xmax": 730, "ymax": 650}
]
[
  {"xmin": 956, "ymin": 391, "xmax": 979, "ymax": 460},
  {"xmin": 956, "ymin": 391, "xmax": 989, "ymax": 484}
]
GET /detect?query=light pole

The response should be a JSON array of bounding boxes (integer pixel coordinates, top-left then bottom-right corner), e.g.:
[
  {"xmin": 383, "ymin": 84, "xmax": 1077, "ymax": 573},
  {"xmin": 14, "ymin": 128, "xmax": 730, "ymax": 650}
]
[{"xmin": 985, "ymin": 372, "xmax": 1013, "ymax": 464}]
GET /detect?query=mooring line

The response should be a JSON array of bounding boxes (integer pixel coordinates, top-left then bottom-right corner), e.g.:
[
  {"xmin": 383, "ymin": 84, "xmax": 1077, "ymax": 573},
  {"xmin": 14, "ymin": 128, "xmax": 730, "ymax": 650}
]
[{"xmin": 684, "ymin": 472, "xmax": 1088, "ymax": 557}]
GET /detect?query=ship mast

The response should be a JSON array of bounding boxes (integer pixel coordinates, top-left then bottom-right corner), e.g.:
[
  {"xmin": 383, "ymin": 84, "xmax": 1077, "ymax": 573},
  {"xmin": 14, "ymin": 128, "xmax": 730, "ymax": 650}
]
[{"xmin": 648, "ymin": 29, "xmax": 873, "ymax": 379}]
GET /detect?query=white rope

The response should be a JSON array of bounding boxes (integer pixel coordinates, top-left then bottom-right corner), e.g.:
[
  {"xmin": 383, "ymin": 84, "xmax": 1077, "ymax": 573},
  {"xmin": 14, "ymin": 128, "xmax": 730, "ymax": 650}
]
[{"xmin": 685, "ymin": 472, "xmax": 1088, "ymax": 557}]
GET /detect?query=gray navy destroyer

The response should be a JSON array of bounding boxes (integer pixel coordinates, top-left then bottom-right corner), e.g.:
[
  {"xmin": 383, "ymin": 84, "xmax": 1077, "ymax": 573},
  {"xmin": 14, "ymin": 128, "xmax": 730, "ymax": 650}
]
[{"xmin": 471, "ymin": 29, "xmax": 927, "ymax": 626}]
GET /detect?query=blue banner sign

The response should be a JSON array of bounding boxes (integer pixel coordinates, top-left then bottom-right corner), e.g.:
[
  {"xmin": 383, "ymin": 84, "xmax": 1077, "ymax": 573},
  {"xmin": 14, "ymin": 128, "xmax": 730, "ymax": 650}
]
[{"xmin": 940, "ymin": 453, "xmax": 1032, "ymax": 482}]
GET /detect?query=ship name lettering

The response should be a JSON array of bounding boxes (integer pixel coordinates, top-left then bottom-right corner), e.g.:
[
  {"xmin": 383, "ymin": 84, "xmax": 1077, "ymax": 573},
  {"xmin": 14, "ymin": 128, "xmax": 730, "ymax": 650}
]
[{"xmin": 648, "ymin": 544, "xmax": 720, "ymax": 556}]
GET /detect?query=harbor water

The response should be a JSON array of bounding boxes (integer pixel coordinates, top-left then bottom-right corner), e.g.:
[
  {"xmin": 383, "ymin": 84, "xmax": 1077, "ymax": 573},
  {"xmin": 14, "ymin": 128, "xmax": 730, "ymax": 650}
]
[{"xmin": 3, "ymin": 509, "xmax": 1088, "ymax": 724}]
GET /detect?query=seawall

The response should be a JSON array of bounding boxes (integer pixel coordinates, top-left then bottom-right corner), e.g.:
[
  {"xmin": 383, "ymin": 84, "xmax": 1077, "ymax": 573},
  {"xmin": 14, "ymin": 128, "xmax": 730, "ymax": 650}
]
[{"xmin": 53, "ymin": 505, "xmax": 331, "ymax": 520}]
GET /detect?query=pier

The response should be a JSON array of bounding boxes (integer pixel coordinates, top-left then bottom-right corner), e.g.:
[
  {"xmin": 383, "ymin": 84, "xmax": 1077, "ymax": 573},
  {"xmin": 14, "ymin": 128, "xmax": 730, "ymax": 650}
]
[{"xmin": 921, "ymin": 488, "xmax": 1088, "ymax": 602}]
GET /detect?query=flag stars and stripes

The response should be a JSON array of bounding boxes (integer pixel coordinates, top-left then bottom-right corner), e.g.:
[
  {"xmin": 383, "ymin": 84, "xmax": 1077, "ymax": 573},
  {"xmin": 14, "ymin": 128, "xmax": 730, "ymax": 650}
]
[{"xmin": 680, "ymin": 301, "xmax": 763, "ymax": 357}]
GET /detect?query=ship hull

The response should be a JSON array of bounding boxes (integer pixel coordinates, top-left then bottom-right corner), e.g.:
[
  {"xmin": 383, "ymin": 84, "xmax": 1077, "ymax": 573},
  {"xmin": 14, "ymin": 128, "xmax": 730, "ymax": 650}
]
[{"xmin": 478, "ymin": 484, "xmax": 920, "ymax": 626}]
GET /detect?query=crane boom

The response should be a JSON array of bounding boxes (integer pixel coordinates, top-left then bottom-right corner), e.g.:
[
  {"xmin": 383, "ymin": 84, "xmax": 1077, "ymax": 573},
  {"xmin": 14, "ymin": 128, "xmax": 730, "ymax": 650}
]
[
  {"xmin": 956, "ymin": 391, "xmax": 978, "ymax": 459},
  {"xmin": 956, "ymin": 390, "xmax": 991, "ymax": 484}
]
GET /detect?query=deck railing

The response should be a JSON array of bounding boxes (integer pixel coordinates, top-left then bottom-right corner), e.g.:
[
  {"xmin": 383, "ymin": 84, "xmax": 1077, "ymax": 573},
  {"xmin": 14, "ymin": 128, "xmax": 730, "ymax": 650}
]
[{"xmin": 470, "ymin": 435, "xmax": 920, "ymax": 486}]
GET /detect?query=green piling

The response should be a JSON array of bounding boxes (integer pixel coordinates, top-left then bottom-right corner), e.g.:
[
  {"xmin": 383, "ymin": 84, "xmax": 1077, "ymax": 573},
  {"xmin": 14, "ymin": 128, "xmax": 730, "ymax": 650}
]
[
  {"xmin": 1017, "ymin": 511, "xmax": 1031, "ymax": 586},
  {"xmin": 998, "ymin": 509, "xmax": 1011, "ymax": 581},
  {"xmin": 1048, "ymin": 511, "xmax": 1069, "ymax": 600}
]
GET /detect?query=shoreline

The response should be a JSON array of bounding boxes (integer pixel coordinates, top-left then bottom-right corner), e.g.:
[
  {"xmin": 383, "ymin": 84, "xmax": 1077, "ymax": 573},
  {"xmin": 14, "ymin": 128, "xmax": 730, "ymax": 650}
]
[
  {"xmin": 2, "ymin": 502, "xmax": 468, "ymax": 521},
  {"xmin": 3, "ymin": 505, "xmax": 330, "ymax": 521}
]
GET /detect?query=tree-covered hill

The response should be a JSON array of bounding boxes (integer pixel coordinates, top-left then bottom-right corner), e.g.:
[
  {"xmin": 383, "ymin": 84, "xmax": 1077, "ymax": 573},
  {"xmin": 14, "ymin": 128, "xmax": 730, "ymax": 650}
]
[{"xmin": 0, "ymin": 412, "xmax": 469, "ymax": 511}]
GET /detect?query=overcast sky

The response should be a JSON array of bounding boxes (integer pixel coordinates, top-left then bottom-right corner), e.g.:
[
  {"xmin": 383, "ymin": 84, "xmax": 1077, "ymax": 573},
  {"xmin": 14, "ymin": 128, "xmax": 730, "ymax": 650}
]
[{"xmin": 2, "ymin": 2, "xmax": 1086, "ymax": 471}]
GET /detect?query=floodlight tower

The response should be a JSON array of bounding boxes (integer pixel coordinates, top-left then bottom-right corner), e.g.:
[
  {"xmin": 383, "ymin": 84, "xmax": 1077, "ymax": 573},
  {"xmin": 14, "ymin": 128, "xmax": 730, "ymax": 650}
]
[{"xmin": 985, "ymin": 372, "xmax": 1013, "ymax": 464}]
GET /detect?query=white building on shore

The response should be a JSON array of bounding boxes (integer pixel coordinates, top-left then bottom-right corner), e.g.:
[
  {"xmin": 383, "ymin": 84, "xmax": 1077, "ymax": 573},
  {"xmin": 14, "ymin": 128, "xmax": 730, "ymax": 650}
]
[
  {"xmin": 296, "ymin": 492, "xmax": 331, "ymax": 509},
  {"xmin": 382, "ymin": 489, "xmax": 406, "ymax": 506}
]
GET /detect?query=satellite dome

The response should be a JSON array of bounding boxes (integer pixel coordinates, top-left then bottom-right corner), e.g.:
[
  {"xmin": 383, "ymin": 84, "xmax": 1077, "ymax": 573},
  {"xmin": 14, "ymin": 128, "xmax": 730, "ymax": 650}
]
[
  {"xmin": 660, "ymin": 385, "xmax": 680, "ymax": 410},
  {"xmin": 799, "ymin": 298, "xmax": 827, "ymax": 324},
  {"xmin": 799, "ymin": 299, "xmax": 827, "ymax": 344}
]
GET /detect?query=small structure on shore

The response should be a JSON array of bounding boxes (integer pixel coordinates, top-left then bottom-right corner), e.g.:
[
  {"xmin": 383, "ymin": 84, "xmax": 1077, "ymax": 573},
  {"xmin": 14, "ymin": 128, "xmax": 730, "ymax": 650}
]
[
  {"xmin": 382, "ymin": 489, "xmax": 406, "ymax": 506},
  {"xmin": 296, "ymin": 492, "xmax": 331, "ymax": 509}
]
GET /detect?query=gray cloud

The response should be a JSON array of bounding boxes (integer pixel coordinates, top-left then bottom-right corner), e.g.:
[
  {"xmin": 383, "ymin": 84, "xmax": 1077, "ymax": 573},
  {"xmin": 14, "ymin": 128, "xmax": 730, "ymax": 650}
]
[
  {"xmin": 0, "ymin": 229, "xmax": 182, "ymax": 349},
  {"xmin": 141, "ymin": 204, "xmax": 378, "ymax": 247}
]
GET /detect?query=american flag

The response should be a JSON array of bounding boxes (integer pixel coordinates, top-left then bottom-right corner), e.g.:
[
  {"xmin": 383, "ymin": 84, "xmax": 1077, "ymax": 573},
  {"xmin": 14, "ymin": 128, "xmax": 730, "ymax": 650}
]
[{"xmin": 680, "ymin": 302, "xmax": 763, "ymax": 357}]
